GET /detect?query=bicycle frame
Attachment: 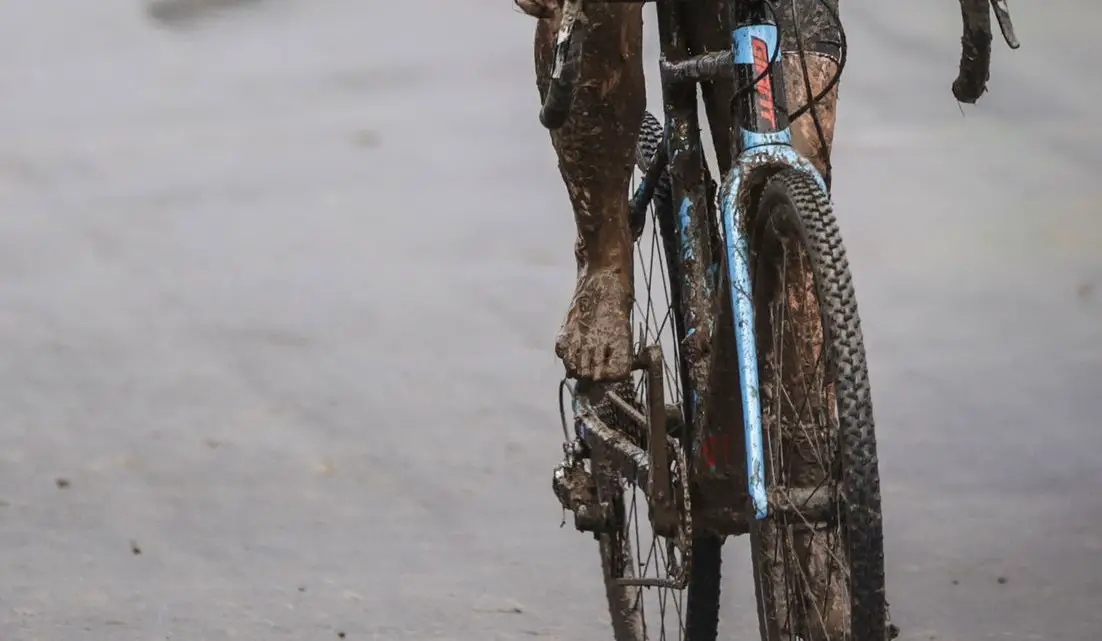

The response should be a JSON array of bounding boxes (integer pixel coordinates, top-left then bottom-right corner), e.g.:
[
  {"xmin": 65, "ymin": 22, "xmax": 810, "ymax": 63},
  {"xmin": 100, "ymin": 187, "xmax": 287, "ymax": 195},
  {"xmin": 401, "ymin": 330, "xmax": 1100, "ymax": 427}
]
[
  {"xmin": 555, "ymin": 1, "xmax": 833, "ymax": 536},
  {"xmin": 648, "ymin": 0, "xmax": 829, "ymax": 524},
  {"xmin": 551, "ymin": 0, "xmax": 1013, "ymax": 599}
]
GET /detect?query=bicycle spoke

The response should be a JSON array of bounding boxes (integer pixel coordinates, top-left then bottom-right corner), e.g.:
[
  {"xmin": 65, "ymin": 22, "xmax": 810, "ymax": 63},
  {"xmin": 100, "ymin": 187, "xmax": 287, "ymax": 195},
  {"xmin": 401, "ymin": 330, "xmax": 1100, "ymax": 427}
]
[
  {"xmin": 754, "ymin": 208, "xmax": 854, "ymax": 640},
  {"xmin": 601, "ymin": 173, "xmax": 690, "ymax": 641}
]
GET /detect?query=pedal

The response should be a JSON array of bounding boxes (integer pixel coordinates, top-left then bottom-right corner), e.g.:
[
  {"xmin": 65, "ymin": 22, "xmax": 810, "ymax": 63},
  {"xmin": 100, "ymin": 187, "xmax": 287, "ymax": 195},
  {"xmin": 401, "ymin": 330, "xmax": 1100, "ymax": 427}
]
[{"xmin": 637, "ymin": 344, "xmax": 680, "ymax": 538}]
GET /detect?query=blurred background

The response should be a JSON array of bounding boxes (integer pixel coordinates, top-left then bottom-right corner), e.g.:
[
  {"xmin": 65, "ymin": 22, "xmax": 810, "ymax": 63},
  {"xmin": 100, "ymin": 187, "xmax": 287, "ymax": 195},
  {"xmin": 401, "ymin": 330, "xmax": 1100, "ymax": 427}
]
[{"xmin": 0, "ymin": 0, "xmax": 1099, "ymax": 639}]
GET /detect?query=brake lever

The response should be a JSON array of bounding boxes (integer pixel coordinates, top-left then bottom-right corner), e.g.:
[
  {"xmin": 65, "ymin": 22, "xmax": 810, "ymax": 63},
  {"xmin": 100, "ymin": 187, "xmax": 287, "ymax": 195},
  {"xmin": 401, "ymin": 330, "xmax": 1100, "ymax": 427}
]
[
  {"xmin": 991, "ymin": 0, "xmax": 1020, "ymax": 49},
  {"xmin": 952, "ymin": 0, "xmax": 1020, "ymax": 104}
]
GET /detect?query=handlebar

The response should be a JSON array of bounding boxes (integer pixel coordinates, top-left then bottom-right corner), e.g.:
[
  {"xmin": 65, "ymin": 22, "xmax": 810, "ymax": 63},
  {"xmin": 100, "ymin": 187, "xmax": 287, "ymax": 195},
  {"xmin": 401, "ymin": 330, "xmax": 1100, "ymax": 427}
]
[
  {"xmin": 953, "ymin": 0, "xmax": 1020, "ymax": 103},
  {"xmin": 539, "ymin": 0, "xmax": 586, "ymax": 130},
  {"xmin": 542, "ymin": 0, "xmax": 1019, "ymax": 121}
]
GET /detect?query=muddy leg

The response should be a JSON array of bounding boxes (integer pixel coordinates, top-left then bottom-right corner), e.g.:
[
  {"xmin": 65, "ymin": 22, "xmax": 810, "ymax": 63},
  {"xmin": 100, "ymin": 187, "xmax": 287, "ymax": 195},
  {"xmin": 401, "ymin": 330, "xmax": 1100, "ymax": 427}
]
[
  {"xmin": 778, "ymin": 0, "xmax": 842, "ymax": 187},
  {"xmin": 522, "ymin": 1, "xmax": 646, "ymax": 381},
  {"xmin": 783, "ymin": 52, "xmax": 840, "ymax": 187}
]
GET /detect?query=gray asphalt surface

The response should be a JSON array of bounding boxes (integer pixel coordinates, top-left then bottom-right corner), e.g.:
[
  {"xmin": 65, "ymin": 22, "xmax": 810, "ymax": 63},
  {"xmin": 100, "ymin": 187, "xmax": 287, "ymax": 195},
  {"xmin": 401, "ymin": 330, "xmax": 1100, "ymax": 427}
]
[{"xmin": 0, "ymin": 1, "xmax": 1099, "ymax": 640}]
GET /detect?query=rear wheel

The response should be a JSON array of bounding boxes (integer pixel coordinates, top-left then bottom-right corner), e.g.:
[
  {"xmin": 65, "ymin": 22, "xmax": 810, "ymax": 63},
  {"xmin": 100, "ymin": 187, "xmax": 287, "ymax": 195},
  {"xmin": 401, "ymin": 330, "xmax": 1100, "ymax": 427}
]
[
  {"xmin": 747, "ymin": 169, "xmax": 890, "ymax": 641},
  {"xmin": 591, "ymin": 112, "xmax": 722, "ymax": 641}
]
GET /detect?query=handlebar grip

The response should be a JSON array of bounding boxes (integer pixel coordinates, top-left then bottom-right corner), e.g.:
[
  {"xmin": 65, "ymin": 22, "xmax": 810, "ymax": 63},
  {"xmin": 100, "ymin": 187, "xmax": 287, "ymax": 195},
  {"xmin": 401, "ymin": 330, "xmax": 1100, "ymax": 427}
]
[{"xmin": 953, "ymin": 0, "xmax": 993, "ymax": 103}]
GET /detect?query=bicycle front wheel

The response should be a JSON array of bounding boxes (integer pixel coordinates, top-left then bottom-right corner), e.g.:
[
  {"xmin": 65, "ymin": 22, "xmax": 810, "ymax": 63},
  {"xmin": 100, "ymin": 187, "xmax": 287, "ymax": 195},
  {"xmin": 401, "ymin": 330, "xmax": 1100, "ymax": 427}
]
[{"xmin": 747, "ymin": 169, "xmax": 890, "ymax": 641}]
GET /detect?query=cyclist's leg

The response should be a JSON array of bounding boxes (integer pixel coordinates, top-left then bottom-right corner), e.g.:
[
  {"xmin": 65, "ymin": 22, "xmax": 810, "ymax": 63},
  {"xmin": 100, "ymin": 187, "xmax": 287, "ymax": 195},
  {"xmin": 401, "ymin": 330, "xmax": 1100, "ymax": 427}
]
[
  {"xmin": 521, "ymin": 1, "xmax": 646, "ymax": 382},
  {"xmin": 779, "ymin": 0, "xmax": 842, "ymax": 188}
]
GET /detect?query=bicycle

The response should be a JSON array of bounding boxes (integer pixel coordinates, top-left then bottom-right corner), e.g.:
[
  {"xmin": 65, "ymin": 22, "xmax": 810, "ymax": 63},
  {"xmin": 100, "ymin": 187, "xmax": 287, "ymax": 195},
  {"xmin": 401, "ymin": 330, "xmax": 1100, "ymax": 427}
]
[{"xmin": 547, "ymin": 0, "xmax": 1018, "ymax": 639}]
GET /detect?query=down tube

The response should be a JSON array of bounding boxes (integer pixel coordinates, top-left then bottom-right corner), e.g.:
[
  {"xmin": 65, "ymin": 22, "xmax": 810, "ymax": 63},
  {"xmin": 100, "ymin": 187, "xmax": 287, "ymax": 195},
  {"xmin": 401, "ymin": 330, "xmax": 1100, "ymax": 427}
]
[{"xmin": 720, "ymin": 184, "xmax": 768, "ymax": 521}]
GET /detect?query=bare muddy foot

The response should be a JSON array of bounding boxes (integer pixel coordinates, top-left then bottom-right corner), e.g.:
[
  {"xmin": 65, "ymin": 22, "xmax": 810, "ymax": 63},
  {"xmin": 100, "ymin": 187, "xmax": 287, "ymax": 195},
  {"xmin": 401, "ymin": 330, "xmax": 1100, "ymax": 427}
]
[{"xmin": 555, "ymin": 262, "xmax": 633, "ymax": 381}]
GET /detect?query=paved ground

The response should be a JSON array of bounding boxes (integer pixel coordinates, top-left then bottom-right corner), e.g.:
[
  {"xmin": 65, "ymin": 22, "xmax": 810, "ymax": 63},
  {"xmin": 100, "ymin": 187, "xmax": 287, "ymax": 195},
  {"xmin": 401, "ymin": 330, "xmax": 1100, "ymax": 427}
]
[{"xmin": 0, "ymin": 1, "xmax": 1099, "ymax": 639}]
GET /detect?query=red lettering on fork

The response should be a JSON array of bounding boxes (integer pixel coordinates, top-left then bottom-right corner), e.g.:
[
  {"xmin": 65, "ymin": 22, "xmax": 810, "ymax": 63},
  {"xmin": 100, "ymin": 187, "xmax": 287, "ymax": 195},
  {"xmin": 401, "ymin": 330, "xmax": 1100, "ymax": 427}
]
[{"xmin": 701, "ymin": 433, "xmax": 732, "ymax": 469}]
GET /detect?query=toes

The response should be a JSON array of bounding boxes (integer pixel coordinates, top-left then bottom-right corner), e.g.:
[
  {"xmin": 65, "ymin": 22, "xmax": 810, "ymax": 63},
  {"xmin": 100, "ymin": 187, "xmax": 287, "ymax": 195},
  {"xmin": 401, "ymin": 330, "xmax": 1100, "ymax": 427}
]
[
  {"xmin": 557, "ymin": 343, "xmax": 611, "ymax": 382},
  {"xmin": 556, "ymin": 326, "xmax": 633, "ymax": 381}
]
